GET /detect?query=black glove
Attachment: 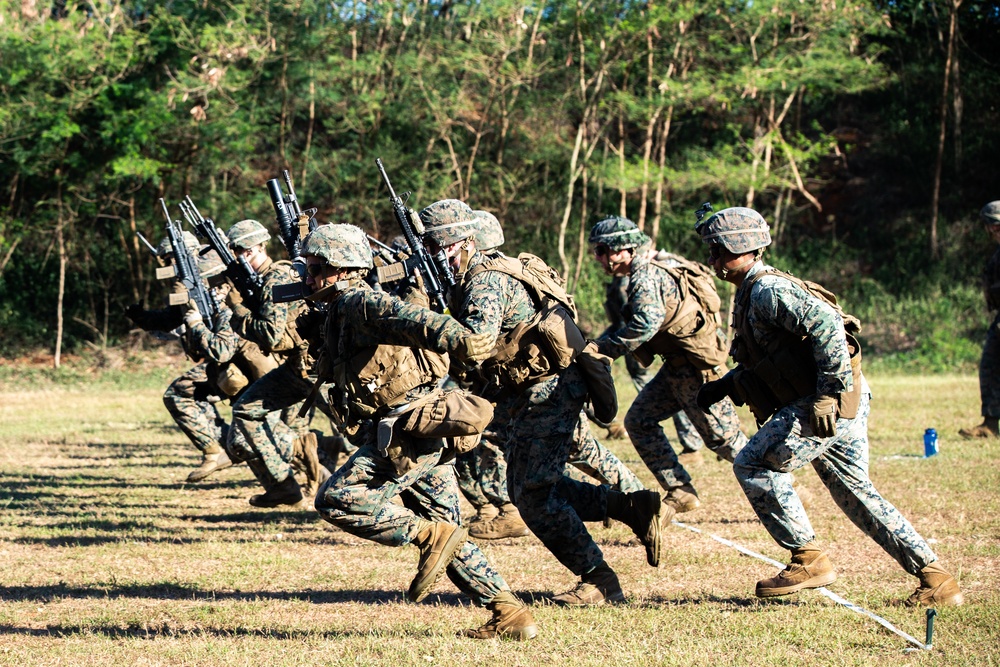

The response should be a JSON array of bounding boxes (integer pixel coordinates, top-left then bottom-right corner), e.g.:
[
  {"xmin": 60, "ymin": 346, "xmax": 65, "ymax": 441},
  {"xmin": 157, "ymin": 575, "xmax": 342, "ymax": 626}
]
[
  {"xmin": 697, "ymin": 372, "xmax": 736, "ymax": 411},
  {"xmin": 124, "ymin": 301, "xmax": 146, "ymax": 326}
]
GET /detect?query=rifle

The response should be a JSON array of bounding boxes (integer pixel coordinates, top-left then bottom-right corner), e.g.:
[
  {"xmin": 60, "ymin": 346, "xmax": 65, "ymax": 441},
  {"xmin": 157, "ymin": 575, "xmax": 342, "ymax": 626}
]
[
  {"xmin": 136, "ymin": 231, "xmax": 158, "ymax": 257},
  {"xmin": 179, "ymin": 196, "xmax": 264, "ymax": 309},
  {"xmin": 159, "ymin": 198, "xmax": 217, "ymax": 327},
  {"xmin": 265, "ymin": 169, "xmax": 316, "ymax": 259},
  {"xmin": 374, "ymin": 158, "xmax": 455, "ymax": 312}
]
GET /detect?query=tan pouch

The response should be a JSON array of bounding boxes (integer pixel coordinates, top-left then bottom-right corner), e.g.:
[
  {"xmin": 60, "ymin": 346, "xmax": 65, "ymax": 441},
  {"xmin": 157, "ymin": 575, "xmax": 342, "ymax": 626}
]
[
  {"xmin": 536, "ymin": 302, "xmax": 586, "ymax": 369},
  {"xmin": 217, "ymin": 363, "xmax": 249, "ymax": 397},
  {"xmin": 401, "ymin": 390, "xmax": 495, "ymax": 439}
]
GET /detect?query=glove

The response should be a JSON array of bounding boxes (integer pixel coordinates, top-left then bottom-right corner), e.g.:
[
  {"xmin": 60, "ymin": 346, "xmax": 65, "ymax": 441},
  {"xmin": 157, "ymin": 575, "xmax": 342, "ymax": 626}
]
[
  {"xmin": 809, "ymin": 394, "xmax": 839, "ymax": 438},
  {"xmin": 453, "ymin": 332, "xmax": 495, "ymax": 363},
  {"xmin": 697, "ymin": 371, "xmax": 736, "ymax": 411},
  {"xmin": 124, "ymin": 301, "xmax": 145, "ymax": 325},
  {"xmin": 226, "ymin": 286, "xmax": 244, "ymax": 309},
  {"xmin": 184, "ymin": 301, "xmax": 203, "ymax": 328}
]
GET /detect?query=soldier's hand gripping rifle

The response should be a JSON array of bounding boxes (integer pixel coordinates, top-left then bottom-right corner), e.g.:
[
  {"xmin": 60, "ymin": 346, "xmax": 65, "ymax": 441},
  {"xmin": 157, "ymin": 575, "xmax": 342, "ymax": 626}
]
[
  {"xmin": 159, "ymin": 198, "xmax": 217, "ymax": 327},
  {"xmin": 375, "ymin": 158, "xmax": 456, "ymax": 312},
  {"xmin": 179, "ymin": 196, "xmax": 264, "ymax": 310},
  {"xmin": 266, "ymin": 169, "xmax": 317, "ymax": 259}
]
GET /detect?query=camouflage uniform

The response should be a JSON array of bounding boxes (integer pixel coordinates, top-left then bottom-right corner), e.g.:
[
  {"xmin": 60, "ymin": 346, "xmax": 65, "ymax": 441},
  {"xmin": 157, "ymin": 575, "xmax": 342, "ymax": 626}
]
[
  {"xmin": 731, "ymin": 262, "xmax": 937, "ymax": 574},
  {"xmin": 606, "ymin": 273, "xmax": 704, "ymax": 453},
  {"xmin": 452, "ymin": 250, "xmax": 610, "ymax": 575},
  {"xmin": 313, "ymin": 281, "xmax": 509, "ymax": 606},
  {"xmin": 226, "ymin": 247, "xmax": 319, "ymax": 495},
  {"xmin": 595, "ymin": 252, "xmax": 746, "ymax": 491}
]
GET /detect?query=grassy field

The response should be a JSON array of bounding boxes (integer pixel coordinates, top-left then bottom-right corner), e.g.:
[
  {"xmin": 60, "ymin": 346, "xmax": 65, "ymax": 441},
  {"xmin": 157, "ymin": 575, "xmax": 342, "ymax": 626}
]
[{"xmin": 1, "ymin": 356, "xmax": 998, "ymax": 666}]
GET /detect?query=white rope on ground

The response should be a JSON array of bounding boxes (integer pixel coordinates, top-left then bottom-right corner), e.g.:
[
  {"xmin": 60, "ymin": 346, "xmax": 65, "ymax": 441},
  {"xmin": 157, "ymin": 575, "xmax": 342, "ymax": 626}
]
[{"xmin": 670, "ymin": 519, "xmax": 929, "ymax": 651}]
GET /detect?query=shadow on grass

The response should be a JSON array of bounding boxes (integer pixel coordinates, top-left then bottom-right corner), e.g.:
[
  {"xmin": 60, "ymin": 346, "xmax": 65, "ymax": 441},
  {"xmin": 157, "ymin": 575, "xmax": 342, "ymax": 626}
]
[
  {"xmin": 0, "ymin": 622, "xmax": 453, "ymax": 640},
  {"xmin": 0, "ymin": 583, "xmax": 466, "ymax": 606}
]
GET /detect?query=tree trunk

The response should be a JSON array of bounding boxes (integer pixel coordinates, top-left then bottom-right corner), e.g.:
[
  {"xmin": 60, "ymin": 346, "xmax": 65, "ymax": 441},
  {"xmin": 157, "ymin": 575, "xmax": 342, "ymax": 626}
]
[
  {"xmin": 54, "ymin": 176, "xmax": 66, "ymax": 369},
  {"xmin": 930, "ymin": 0, "xmax": 960, "ymax": 260}
]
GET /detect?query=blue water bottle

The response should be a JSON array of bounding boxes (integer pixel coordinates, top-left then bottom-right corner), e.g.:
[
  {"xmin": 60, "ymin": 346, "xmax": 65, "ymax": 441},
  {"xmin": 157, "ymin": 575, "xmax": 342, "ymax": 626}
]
[{"xmin": 924, "ymin": 428, "xmax": 939, "ymax": 457}]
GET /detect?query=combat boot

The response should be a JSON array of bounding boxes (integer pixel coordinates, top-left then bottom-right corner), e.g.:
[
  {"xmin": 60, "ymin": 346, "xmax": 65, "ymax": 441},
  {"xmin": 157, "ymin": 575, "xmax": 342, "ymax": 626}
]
[
  {"xmin": 959, "ymin": 418, "xmax": 999, "ymax": 439},
  {"xmin": 469, "ymin": 503, "xmax": 530, "ymax": 540},
  {"xmin": 467, "ymin": 504, "xmax": 499, "ymax": 525},
  {"xmin": 463, "ymin": 591, "xmax": 538, "ymax": 640},
  {"xmin": 756, "ymin": 543, "xmax": 836, "ymax": 598},
  {"xmin": 552, "ymin": 561, "xmax": 625, "ymax": 606},
  {"xmin": 293, "ymin": 432, "xmax": 327, "ymax": 497},
  {"xmin": 248, "ymin": 475, "xmax": 304, "ymax": 508},
  {"xmin": 905, "ymin": 561, "xmax": 964, "ymax": 607},
  {"xmin": 187, "ymin": 448, "xmax": 233, "ymax": 482},
  {"xmin": 605, "ymin": 420, "xmax": 628, "ymax": 440},
  {"xmin": 606, "ymin": 489, "xmax": 662, "ymax": 567},
  {"xmin": 408, "ymin": 521, "xmax": 469, "ymax": 603},
  {"xmin": 663, "ymin": 483, "xmax": 701, "ymax": 513}
]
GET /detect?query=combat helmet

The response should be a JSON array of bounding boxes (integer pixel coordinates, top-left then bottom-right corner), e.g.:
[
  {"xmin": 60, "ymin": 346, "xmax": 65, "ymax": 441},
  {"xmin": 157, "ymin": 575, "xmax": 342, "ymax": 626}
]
[
  {"xmin": 473, "ymin": 210, "xmax": 505, "ymax": 251},
  {"xmin": 198, "ymin": 247, "xmax": 227, "ymax": 279},
  {"xmin": 697, "ymin": 207, "xmax": 771, "ymax": 254},
  {"xmin": 420, "ymin": 199, "xmax": 479, "ymax": 247},
  {"xmin": 156, "ymin": 231, "xmax": 200, "ymax": 259},
  {"xmin": 981, "ymin": 201, "xmax": 1000, "ymax": 226},
  {"xmin": 301, "ymin": 223, "xmax": 374, "ymax": 270},
  {"xmin": 227, "ymin": 219, "xmax": 270, "ymax": 250},
  {"xmin": 588, "ymin": 216, "xmax": 650, "ymax": 251}
]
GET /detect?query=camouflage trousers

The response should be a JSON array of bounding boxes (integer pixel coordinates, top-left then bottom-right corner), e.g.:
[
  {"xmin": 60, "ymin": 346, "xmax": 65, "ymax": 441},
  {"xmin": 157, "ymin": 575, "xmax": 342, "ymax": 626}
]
[
  {"xmin": 315, "ymin": 441, "xmax": 508, "ymax": 606},
  {"xmin": 980, "ymin": 313, "xmax": 1000, "ymax": 417},
  {"xmin": 626, "ymin": 354, "xmax": 704, "ymax": 453},
  {"xmin": 226, "ymin": 363, "xmax": 313, "ymax": 489},
  {"xmin": 733, "ymin": 391, "xmax": 937, "ymax": 576},
  {"xmin": 502, "ymin": 364, "xmax": 609, "ymax": 576},
  {"xmin": 455, "ymin": 414, "xmax": 643, "ymax": 509},
  {"xmin": 162, "ymin": 362, "xmax": 227, "ymax": 455},
  {"xmin": 624, "ymin": 359, "xmax": 747, "ymax": 490}
]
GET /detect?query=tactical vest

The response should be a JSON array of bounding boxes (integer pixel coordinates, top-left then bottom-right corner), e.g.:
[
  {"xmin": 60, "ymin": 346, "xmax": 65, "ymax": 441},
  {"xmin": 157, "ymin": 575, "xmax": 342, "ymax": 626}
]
[
  {"xmin": 731, "ymin": 267, "xmax": 862, "ymax": 424},
  {"xmin": 632, "ymin": 258, "xmax": 729, "ymax": 370}
]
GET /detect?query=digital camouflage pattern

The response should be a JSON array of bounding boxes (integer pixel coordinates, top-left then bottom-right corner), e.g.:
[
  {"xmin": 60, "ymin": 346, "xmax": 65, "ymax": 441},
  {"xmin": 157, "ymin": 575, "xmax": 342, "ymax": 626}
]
[
  {"xmin": 588, "ymin": 216, "xmax": 649, "ymax": 251},
  {"xmin": 696, "ymin": 207, "xmax": 771, "ymax": 255},
  {"xmin": 162, "ymin": 362, "xmax": 228, "ymax": 455},
  {"xmin": 227, "ymin": 219, "xmax": 270, "ymax": 250},
  {"xmin": 301, "ymin": 223, "xmax": 374, "ymax": 269},
  {"xmin": 156, "ymin": 231, "xmax": 200, "ymax": 259},
  {"xmin": 981, "ymin": 200, "xmax": 1000, "ymax": 225},
  {"xmin": 596, "ymin": 252, "xmax": 745, "ymax": 485},
  {"xmin": 473, "ymin": 210, "xmax": 504, "ymax": 251},
  {"xmin": 453, "ymin": 250, "xmax": 611, "ymax": 576},
  {"xmin": 976, "ymin": 218, "xmax": 1000, "ymax": 417},
  {"xmin": 605, "ymin": 272, "xmax": 705, "ymax": 454},
  {"xmin": 419, "ymin": 199, "xmax": 479, "ymax": 247},
  {"xmin": 313, "ymin": 280, "xmax": 511, "ymax": 606},
  {"xmin": 731, "ymin": 262, "xmax": 937, "ymax": 575}
]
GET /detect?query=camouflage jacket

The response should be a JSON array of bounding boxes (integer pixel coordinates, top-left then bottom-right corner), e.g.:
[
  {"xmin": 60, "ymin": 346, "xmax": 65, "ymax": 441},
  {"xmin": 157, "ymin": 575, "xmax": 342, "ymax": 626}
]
[
  {"xmin": 734, "ymin": 261, "xmax": 854, "ymax": 396},
  {"xmin": 230, "ymin": 257, "xmax": 310, "ymax": 364},
  {"xmin": 451, "ymin": 251, "xmax": 539, "ymax": 343},
  {"xmin": 984, "ymin": 246, "xmax": 1000, "ymax": 311},
  {"xmin": 595, "ymin": 253, "xmax": 681, "ymax": 360}
]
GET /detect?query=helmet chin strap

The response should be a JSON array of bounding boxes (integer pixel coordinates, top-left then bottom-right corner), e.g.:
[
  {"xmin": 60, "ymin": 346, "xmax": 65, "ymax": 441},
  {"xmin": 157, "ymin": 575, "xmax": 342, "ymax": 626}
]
[
  {"xmin": 606, "ymin": 248, "xmax": 634, "ymax": 275},
  {"xmin": 456, "ymin": 240, "xmax": 475, "ymax": 276},
  {"xmin": 719, "ymin": 253, "xmax": 759, "ymax": 280}
]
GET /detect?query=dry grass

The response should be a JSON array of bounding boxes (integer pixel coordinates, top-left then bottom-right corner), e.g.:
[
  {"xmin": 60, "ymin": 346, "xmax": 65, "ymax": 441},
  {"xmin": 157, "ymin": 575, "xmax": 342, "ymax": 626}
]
[{"xmin": 0, "ymin": 363, "xmax": 998, "ymax": 666}]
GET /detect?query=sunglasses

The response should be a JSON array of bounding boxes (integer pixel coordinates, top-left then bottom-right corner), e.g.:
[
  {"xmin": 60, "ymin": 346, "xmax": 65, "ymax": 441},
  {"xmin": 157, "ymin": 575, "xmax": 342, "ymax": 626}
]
[
  {"xmin": 305, "ymin": 263, "xmax": 329, "ymax": 278},
  {"xmin": 593, "ymin": 244, "xmax": 611, "ymax": 258},
  {"xmin": 708, "ymin": 245, "xmax": 724, "ymax": 259}
]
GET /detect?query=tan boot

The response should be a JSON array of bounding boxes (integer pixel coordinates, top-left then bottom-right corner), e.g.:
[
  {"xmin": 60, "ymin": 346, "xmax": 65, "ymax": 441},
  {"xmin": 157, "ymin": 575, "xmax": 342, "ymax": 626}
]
[
  {"xmin": 248, "ymin": 475, "xmax": 303, "ymax": 508},
  {"xmin": 466, "ymin": 504, "xmax": 500, "ymax": 525},
  {"xmin": 905, "ymin": 561, "xmax": 964, "ymax": 607},
  {"xmin": 959, "ymin": 418, "xmax": 999, "ymax": 439},
  {"xmin": 463, "ymin": 591, "xmax": 538, "ymax": 640},
  {"xmin": 293, "ymin": 432, "xmax": 325, "ymax": 497},
  {"xmin": 606, "ymin": 489, "xmax": 662, "ymax": 567},
  {"xmin": 552, "ymin": 562, "xmax": 625, "ymax": 606},
  {"xmin": 469, "ymin": 503, "xmax": 530, "ymax": 540},
  {"xmin": 605, "ymin": 421, "xmax": 628, "ymax": 440},
  {"xmin": 663, "ymin": 483, "xmax": 701, "ymax": 513},
  {"xmin": 408, "ymin": 521, "xmax": 469, "ymax": 603},
  {"xmin": 756, "ymin": 543, "xmax": 836, "ymax": 598},
  {"xmin": 187, "ymin": 449, "xmax": 233, "ymax": 482}
]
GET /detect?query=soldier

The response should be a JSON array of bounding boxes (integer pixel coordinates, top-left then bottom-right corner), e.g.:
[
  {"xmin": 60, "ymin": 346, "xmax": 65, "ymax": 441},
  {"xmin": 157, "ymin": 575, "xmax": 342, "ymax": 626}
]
[
  {"xmin": 422, "ymin": 199, "xmax": 662, "ymax": 606},
  {"xmin": 305, "ymin": 223, "xmax": 537, "ymax": 640},
  {"xmin": 588, "ymin": 217, "xmax": 747, "ymax": 514},
  {"xmin": 456, "ymin": 210, "xmax": 644, "ymax": 541},
  {"xmin": 224, "ymin": 219, "xmax": 325, "ymax": 508},
  {"xmin": 960, "ymin": 201, "xmax": 1000, "ymax": 439},
  {"xmin": 604, "ymin": 259, "xmax": 707, "ymax": 460},
  {"xmin": 696, "ymin": 207, "xmax": 963, "ymax": 606}
]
